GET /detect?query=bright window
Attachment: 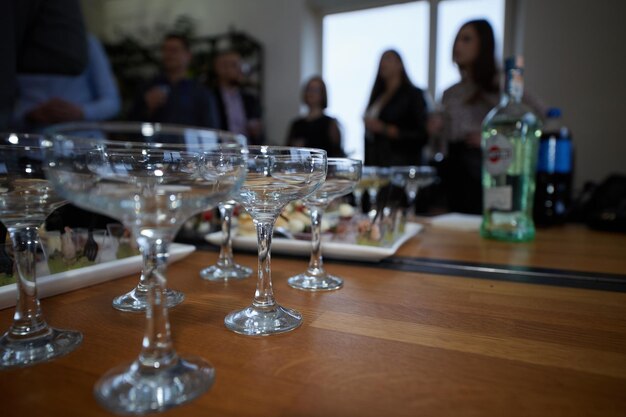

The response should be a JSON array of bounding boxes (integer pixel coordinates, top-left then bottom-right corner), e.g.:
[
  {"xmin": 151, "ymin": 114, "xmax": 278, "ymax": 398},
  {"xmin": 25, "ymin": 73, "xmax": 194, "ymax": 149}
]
[
  {"xmin": 323, "ymin": 2, "xmax": 430, "ymax": 160},
  {"xmin": 323, "ymin": 0, "xmax": 505, "ymax": 160}
]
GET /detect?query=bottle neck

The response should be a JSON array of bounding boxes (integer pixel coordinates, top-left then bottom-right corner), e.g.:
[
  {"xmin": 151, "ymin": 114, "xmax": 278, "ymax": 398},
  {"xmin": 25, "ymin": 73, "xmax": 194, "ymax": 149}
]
[{"xmin": 504, "ymin": 68, "xmax": 524, "ymax": 103}]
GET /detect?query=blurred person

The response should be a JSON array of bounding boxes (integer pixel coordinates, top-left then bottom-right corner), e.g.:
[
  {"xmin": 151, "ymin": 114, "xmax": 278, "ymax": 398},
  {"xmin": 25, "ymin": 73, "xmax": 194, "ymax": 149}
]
[
  {"xmin": 286, "ymin": 76, "xmax": 345, "ymax": 157},
  {"xmin": 363, "ymin": 49, "xmax": 428, "ymax": 166},
  {"xmin": 0, "ymin": 0, "xmax": 87, "ymax": 129},
  {"xmin": 12, "ymin": 33, "xmax": 120, "ymax": 231},
  {"xmin": 440, "ymin": 19, "xmax": 544, "ymax": 214},
  {"xmin": 1, "ymin": 0, "xmax": 88, "ymax": 253},
  {"xmin": 213, "ymin": 50, "xmax": 264, "ymax": 144},
  {"xmin": 130, "ymin": 33, "xmax": 220, "ymax": 128},
  {"xmin": 12, "ymin": 34, "xmax": 120, "ymax": 130}
]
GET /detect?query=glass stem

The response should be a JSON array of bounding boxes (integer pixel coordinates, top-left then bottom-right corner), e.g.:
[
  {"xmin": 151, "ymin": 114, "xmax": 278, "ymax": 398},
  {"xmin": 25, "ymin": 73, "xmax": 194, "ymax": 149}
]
[
  {"xmin": 136, "ymin": 236, "xmax": 177, "ymax": 369},
  {"xmin": 306, "ymin": 206, "xmax": 326, "ymax": 277},
  {"xmin": 135, "ymin": 271, "xmax": 149, "ymax": 293},
  {"xmin": 7, "ymin": 226, "xmax": 49, "ymax": 339},
  {"xmin": 252, "ymin": 220, "xmax": 276, "ymax": 309},
  {"xmin": 217, "ymin": 203, "xmax": 235, "ymax": 267},
  {"xmin": 353, "ymin": 190, "xmax": 363, "ymax": 213},
  {"xmin": 407, "ymin": 187, "xmax": 419, "ymax": 219},
  {"xmin": 369, "ymin": 189, "xmax": 378, "ymax": 215},
  {"xmin": 134, "ymin": 241, "xmax": 149, "ymax": 294}
]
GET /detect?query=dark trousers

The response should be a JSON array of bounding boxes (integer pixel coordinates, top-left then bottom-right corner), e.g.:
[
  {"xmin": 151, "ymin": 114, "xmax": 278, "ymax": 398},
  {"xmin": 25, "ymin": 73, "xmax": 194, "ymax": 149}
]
[{"xmin": 443, "ymin": 142, "xmax": 483, "ymax": 215}]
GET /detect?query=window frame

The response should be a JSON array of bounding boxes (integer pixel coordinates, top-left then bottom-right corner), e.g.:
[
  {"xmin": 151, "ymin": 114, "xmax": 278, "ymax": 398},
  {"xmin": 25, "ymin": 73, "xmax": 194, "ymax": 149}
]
[{"xmin": 317, "ymin": 0, "xmax": 515, "ymax": 101}]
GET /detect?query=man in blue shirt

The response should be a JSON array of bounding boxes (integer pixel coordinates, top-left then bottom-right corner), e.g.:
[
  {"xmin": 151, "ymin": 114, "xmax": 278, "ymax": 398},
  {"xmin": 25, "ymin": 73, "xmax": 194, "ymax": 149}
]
[
  {"xmin": 0, "ymin": 0, "xmax": 87, "ymax": 129},
  {"xmin": 129, "ymin": 34, "xmax": 220, "ymax": 129},
  {"xmin": 11, "ymin": 34, "xmax": 120, "ymax": 130}
]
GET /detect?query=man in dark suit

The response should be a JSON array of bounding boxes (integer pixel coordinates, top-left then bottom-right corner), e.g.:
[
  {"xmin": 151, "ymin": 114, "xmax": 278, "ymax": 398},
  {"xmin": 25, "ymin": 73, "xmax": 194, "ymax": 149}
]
[
  {"xmin": 129, "ymin": 34, "xmax": 220, "ymax": 129},
  {"xmin": 213, "ymin": 50, "xmax": 264, "ymax": 145}
]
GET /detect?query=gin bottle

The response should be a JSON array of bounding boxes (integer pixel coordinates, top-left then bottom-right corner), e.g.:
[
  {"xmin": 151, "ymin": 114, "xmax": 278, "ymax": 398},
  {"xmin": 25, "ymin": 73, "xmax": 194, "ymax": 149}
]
[{"xmin": 480, "ymin": 56, "xmax": 542, "ymax": 242}]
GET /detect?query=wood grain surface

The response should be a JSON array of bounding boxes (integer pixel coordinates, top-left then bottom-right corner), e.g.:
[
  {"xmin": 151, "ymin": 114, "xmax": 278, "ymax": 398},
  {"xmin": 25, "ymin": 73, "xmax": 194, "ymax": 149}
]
[{"xmin": 1, "ymin": 226, "xmax": 625, "ymax": 417}]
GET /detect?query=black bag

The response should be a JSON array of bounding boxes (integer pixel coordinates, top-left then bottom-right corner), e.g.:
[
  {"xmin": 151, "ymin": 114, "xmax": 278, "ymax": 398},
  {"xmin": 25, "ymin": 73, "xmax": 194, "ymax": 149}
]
[{"xmin": 573, "ymin": 174, "xmax": 626, "ymax": 233}]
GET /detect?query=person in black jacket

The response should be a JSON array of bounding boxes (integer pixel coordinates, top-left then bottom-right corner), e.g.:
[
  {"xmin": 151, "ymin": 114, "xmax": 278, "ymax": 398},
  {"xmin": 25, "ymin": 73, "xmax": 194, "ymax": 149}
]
[
  {"xmin": 213, "ymin": 50, "xmax": 264, "ymax": 145},
  {"xmin": 286, "ymin": 76, "xmax": 344, "ymax": 157},
  {"xmin": 363, "ymin": 49, "xmax": 428, "ymax": 166}
]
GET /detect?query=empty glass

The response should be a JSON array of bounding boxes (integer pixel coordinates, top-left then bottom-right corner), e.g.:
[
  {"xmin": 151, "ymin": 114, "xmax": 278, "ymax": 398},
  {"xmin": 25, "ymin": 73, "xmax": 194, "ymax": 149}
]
[
  {"xmin": 288, "ymin": 158, "xmax": 362, "ymax": 291},
  {"xmin": 225, "ymin": 146, "xmax": 327, "ymax": 336},
  {"xmin": 390, "ymin": 166, "xmax": 437, "ymax": 219},
  {"xmin": 199, "ymin": 200, "xmax": 252, "ymax": 281},
  {"xmin": 0, "ymin": 133, "xmax": 82, "ymax": 368},
  {"xmin": 360, "ymin": 166, "xmax": 390, "ymax": 215},
  {"xmin": 44, "ymin": 122, "xmax": 247, "ymax": 414}
]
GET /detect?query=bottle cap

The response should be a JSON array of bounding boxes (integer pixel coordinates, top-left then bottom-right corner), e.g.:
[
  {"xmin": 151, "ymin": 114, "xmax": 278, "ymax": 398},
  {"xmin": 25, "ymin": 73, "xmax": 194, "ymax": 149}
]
[
  {"xmin": 505, "ymin": 56, "xmax": 524, "ymax": 71},
  {"xmin": 546, "ymin": 107, "xmax": 562, "ymax": 118}
]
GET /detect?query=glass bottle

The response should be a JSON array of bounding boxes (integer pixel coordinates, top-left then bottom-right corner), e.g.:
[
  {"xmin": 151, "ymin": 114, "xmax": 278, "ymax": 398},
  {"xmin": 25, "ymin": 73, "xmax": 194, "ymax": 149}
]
[{"xmin": 480, "ymin": 56, "xmax": 542, "ymax": 242}]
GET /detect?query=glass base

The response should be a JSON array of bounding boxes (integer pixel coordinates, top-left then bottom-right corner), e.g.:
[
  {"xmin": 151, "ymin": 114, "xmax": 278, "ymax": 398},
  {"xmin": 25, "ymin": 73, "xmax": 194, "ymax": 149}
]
[
  {"xmin": 0, "ymin": 327, "xmax": 83, "ymax": 369},
  {"xmin": 199, "ymin": 263, "xmax": 252, "ymax": 282},
  {"xmin": 112, "ymin": 287, "xmax": 185, "ymax": 312},
  {"xmin": 94, "ymin": 356, "xmax": 214, "ymax": 415},
  {"xmin": 287, "ymin": 272, "xmax": 344, "ymax": 291},
  {"xmin": 224, "ymin": 305, "xmax": 302, "ymax": 336}
]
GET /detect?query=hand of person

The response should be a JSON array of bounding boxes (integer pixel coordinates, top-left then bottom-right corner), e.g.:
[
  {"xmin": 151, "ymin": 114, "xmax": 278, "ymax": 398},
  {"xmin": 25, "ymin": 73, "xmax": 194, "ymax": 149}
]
[
  {"xmin": 144, "ymin": 87, "xmax": 168, "ymax": 113},
  {"xmin": 26, "ymin": 99, "xmax": 84, "ymax": 124},
  {"xmin": 289, "ymin": 137, "xmax": 306, "ymax": 147},
  {"xmin": 427, "ymin": 113, "xmax": 444, "ymax": 137},
  {"xmin": 25, "ymin": 102, "xmax": 55, "ymax": 124},
  {"xmin": 247, "ymin": 119, "xmax": 263, "ymax": 139},
  {"xmin": 464, "ymin": 132, "xmax": 482, "ymax": 148},
  {"xmin": 364, "ymin": 117, "xmax": 385, "ymax": 134},
  {"xmin": 46, "ymin": 98, "xmax": 84, "ymax": 122}
]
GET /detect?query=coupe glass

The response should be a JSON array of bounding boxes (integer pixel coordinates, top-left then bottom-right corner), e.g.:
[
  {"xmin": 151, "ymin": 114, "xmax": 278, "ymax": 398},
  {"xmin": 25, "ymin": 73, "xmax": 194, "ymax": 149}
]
[
  {"xmin": 224, "ymin": 146, "xmax": 327, "ymax": 336},
  {"xmin": 390, "ymin": 166, "xmax": 437, "ymax": 219},
  {"xmin": 288, "ymin": 158, "xmax": 362, "ymax": 291},
  {"xmin": 360, "ymin": 166, "xmax": 390, "ymax": 215},
  {"xmin": 199, "ymin": 200, "xmax": 252, "ymax": 281},
  {"xmin": 44, "ymin": 122, "xmax": 247, "ymax": 414},
  {"xmin": 46, "ymin": 125, "xmax": 244, "ymax": 312},
  {"xmin": 0, "ymin": 133, "xmax": 83, "ymax": 368}
]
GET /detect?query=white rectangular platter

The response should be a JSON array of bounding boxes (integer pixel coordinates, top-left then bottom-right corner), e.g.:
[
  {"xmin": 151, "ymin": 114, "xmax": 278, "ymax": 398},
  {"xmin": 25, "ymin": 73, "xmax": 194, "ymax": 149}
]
[
  {"xmin": 205, "ymin": 223, "xmax": 422, "ymax": 263},
  {"xmin": 0, "ymin": 243, "xmax": 195, "ymax": 310}
]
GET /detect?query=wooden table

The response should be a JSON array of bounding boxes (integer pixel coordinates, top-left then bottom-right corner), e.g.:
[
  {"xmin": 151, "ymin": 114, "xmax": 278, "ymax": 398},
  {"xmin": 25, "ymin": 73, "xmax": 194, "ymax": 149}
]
[{"xmin": 1, "ymin": 225, "xmax": 626, "ymax": 416}]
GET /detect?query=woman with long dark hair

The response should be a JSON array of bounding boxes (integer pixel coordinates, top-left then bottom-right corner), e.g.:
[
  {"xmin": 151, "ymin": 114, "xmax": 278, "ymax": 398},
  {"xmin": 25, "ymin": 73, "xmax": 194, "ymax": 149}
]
[
  {"xmin": 441, "ymin": 19, "xmax": 544, "ymax": 214},
  {"xmin": 441, "ymin": 19, "xmax": 500, "ymax": 214},
  {"xmin": 363, "ymin": 49, "xmax": 428, "ymax": 166}
]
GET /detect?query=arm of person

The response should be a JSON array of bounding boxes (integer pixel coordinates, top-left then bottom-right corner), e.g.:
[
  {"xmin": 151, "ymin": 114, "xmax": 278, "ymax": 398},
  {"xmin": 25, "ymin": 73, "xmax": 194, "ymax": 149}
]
[
  {"xmin": 128, "ymin": 81, "xmax": 165, "ymax": 121},
  {"xmin": 285, "ymin": 119, "xmax": 307, "ymax": 147},
  {"xmin": 79, "ymin": 35, "xmax": 121, "ymax": 121},
  {"xmin": 385, "ymin": 88, "xmax": 428, "ymax": 148},
  {"xmin": 328, "ymin": 118, "xmax": 346, "ymax": 157},
  {"xmin": 15, "ymin": 100, "xmax": 54, "ymax": 126}
]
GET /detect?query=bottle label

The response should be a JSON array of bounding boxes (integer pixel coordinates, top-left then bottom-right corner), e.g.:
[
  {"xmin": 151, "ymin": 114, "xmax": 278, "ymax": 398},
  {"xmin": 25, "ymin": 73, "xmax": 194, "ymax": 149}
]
[
  {"xmin": 538, "ymin": 136, "xmax": 572, "ymax": 174},
  {"xmin": 555, "ymin": 139, "xmax": 572, "ymax": 173},
  {"xmin": 537, "ymin": 138, "xmax": 557, "ymax": 173},
  {"xmin": 484, "ymin": 134, "xmax": 514, "ymax": 175},
  {"xmin": 484, "ymin": 186, "xmax": 513, "ymax": 210},
  {"xmin": 510, "ymin": 72, "xmax": 524, "ymax": 99}
]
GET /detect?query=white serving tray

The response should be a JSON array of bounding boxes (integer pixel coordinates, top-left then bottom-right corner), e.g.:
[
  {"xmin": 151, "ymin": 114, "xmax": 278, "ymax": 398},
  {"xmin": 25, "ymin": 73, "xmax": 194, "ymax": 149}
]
[
  {"xmin": 0, "ymin": 243, "xmax": 195, "ymax": 310},
  {"xmin": 205, "ymin": 223, "xmax": 422, "ymax": 263}
]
